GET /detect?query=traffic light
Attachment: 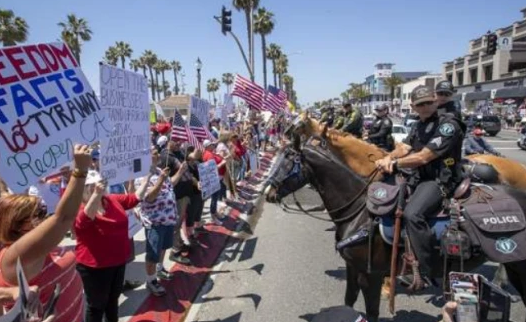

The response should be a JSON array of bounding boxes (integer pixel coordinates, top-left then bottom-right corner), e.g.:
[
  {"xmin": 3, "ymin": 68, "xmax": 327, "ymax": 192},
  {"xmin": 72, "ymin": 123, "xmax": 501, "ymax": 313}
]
[
  {"xmin": 221, "ymin": 6, "xmax": 232, "ymax": 35},
  {"xmin": 486, "ymin": 33, "xmax": 498, "ymax": 55}
]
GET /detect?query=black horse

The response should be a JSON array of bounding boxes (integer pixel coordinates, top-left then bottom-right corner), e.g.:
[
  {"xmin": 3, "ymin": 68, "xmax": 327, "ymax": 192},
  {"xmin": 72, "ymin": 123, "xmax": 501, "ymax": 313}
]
[{"xmin": 265, "ymin": 139, "xmax": 526, "ymax": 322}]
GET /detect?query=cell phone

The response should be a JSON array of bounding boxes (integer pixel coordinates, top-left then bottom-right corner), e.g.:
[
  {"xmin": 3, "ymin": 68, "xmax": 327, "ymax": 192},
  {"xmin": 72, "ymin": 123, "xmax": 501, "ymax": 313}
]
[
  {"xmin": 449, "ymin": 272, "xmax": 479, "ymax": 322},
  {"xmin": 478, "ymin": 275, "xmax": 511, "ymax": 322},
  {"xmin": 43, "ymin": 284, "xmax": 60, "ymax": 319}
]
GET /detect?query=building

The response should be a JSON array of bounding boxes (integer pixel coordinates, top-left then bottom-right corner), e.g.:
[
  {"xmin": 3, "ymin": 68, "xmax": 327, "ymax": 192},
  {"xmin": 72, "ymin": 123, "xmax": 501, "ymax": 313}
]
[
  {"xmin": 353, "ymin": 63, "xmax": 428, "ymax": 114},
  {"xmin": 157, "ymin": 95, "xmax": 191, "ymax": 118},
  {"xmin": 399, "ymin": 74, "xmax": 443, "ymax": 114},
  {"xmin": 442, "ymin": 7, "xmax": 526, "ymax": 113}
]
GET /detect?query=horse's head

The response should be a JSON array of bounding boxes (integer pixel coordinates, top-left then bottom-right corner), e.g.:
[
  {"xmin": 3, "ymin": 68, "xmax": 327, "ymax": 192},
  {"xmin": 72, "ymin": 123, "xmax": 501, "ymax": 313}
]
[{"xmin": 265, "ymin": 145, "xmax": 310, "ymax": 203}]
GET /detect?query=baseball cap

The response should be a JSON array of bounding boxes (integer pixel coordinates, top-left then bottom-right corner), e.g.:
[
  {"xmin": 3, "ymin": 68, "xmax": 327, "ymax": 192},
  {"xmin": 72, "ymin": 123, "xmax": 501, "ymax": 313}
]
[
  {"xmin": 374, "ymin": 104, "xmax": 389, "ymax": 111},
  {"xmin": 473, "ymin": 128, "xmax": 484, "ymax": 136},
  {"xmin": 157, "ymin": 135, "xmax": 168, "ymax": 147},
  {"xmin": 411, "ymin": 86, "xmax": 435, "ymax": 105},
  {"xmin": 436, "ymin": 80, "xmax": 455, "ymax": 94},
  {"xmin": 203, "ymin": 139, "xmax": 217, "ymax": 148}
]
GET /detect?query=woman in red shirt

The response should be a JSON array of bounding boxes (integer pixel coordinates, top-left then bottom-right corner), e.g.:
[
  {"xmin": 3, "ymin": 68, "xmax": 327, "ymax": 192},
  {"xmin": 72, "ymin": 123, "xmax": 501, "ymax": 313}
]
[{"xmin": 74, "ymin": 170, "xmax": 151, "ymax": 322}]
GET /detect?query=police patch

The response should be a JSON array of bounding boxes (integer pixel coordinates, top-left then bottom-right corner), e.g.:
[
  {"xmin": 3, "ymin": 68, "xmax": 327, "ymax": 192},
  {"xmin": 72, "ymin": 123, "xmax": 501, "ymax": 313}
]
[
  {"xmin": 495, "ymin": 237, "xmax": 517, "ymax": 254},
  {"xmin": 373, "ymin": 188, "xmax": 387, "ymax": 199},
  {"xmin": 438, "ymin": 123, "xmax": 455, "ymax": 136}
]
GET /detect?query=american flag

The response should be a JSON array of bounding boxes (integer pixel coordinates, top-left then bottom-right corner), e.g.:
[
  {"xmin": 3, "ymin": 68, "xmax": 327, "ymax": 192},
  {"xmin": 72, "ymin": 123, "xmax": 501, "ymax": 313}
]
[
  {"xmin": 171, "ymin": 110, "xmax": 202, "ymax": 149},
  {"xmin": 189, "ymin": 113, "xmax": 215, "ymax": 141},
  {"xmin": 263, "ymin": 85, "xmax": 288, "ymax": 114},
  {"xmin": 231, "ymin": 74, "xmax": 264, "ymax": 110}
]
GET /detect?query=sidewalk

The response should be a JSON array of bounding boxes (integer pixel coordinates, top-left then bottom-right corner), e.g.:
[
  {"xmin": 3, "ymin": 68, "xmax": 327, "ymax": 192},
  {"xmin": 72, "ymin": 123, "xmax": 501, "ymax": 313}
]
[{"xmin": 63, "ymin": 150, "xmax": 278, "ymax": 322}]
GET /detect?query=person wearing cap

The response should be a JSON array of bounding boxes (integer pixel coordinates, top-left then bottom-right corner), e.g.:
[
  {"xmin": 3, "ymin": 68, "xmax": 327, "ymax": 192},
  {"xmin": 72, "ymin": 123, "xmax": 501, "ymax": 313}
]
[
  {"xmin": 366, "ymin": 104, "xmax": 394, "ymax": 151},
  {"xmin": 203, "ymin": 139, "xmax": 229, "ymax": 224},
  {"xmin": 320, "ymin": 106, "xmax": 335, "ymax": 127},
  {"xmin": 464, "ymin": 128, "xmax": 501, "ymax": 156},
  {"xmin": 341, "ymin": 102, "xmax": 364, "ymax": 138},
  {"xmin": 375, "ymin": 85, "xmax": 465, "ymax": 289},
  {"xmin": 332, "ymin": 108, "xmax": 346, "ymax": 130},
  {"xmin": 156, "ymin": 135, "xmax": 168, "ymax": 153},
  {"xmin": 435, "ymin": 80, "xmax": 463, "ymax": 120}
]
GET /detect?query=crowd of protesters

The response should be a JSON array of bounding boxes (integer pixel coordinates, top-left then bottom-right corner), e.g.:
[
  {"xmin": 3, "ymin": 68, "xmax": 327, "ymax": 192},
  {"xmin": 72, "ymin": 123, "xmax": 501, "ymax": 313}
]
[{"xmin": 0, "ymin": 110, "xmax": 289, "ymax": 322}]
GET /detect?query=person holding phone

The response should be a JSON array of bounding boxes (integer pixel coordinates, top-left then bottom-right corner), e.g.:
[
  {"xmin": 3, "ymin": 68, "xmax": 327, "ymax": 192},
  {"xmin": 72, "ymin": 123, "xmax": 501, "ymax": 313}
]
[{"xmin": 74, "ymin": 166, "xmax": 152, "ymax": 322}]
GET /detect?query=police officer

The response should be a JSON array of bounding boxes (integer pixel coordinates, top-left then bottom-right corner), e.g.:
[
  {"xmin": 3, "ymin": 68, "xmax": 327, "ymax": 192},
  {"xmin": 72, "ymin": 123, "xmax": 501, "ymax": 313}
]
[
  {"xmin": 375, "ymin": 85, "xmax": 465, "ymax": 289},
  {"xmin": 435, "ymin": 80, "xmax": 462, "ymax": 120},
  {"xmin": 367, "ymin": 104, "xmax": 394, "ymax": 151},
  {"xmin": 333, "ymin": 108, "xmax": 346, "ymax": 130},
  {"xmin": 341, "ymin": 102, "xmax": 364, "ymax": 138},
  {"xmin": 320, "ymin": 106, "xmax": 335, "ymax": 127}
]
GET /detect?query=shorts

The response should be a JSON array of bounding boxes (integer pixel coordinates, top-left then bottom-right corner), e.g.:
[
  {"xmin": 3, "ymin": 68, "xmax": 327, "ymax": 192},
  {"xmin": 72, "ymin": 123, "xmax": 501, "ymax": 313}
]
[{"xmin": 145, "ymin": 224, "xmax": 175, "ymax": 263}]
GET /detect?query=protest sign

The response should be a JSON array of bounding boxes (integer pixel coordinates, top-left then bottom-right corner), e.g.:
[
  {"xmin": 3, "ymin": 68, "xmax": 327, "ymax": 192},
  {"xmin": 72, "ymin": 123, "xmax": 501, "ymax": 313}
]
[
  {"xmin": 0, "ymin": 42, "xmax": 110, "ymax": 193},
  {"xmin": 99, "ymin": 64, "xmax": 151, "ymax": 185},
  {"xmin": 190, "ymin": 96, "xmax": 210, "ymax": 126},
  {"xmin": 0, "ymin": 258, "xmax": 32, "ymax": 322},
  {"xmin": 198, "ymin": 160, "xmax": 221, "ymax": 199},
  {"xmin": 248, "ymin": 149, "xmax": 259, "ymax": 175},
  {"xmin": 224, "ymin": 94, "xmax": 234, "ymax": 114},
  {"xmin": 127, "ymin": 209, "xmax": 142, "ymax": 238}
]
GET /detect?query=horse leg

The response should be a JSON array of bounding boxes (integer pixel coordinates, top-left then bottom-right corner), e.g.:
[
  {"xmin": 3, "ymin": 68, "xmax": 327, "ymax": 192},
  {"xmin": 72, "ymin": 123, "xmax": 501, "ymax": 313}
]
[
  {"xmin": 358, "ymin": 271, "xmax": 384, "ymax": 322},
  {"xmin": 345, "ymin": 263, "xmax": 360, "ymax": 307},
  {"xmin": 504, "ymin": 261, "xmax": 526, "ymax": 308}
]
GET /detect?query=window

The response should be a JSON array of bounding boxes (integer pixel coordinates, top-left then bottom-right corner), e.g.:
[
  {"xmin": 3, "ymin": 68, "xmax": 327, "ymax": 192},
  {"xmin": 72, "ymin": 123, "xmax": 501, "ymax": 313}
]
[
  {"xmin": 457, "ymin": 71, "xmax": 464, "ymax": 86},
  {"xmin": 484, "ymin": 65, "xmax": 493, "ymax": 81},
  {"xmin": 470, "ymin": 68, "xmax": 478, "ymax": 83},
  {"xmin": 447, "ymin": 74, "xmax": 453, "ymax": 82}
]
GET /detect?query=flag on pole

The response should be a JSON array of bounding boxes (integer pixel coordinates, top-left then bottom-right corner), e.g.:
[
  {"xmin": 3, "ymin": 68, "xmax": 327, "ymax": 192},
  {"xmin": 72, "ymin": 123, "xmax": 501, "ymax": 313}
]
[
  {"xmin": 189, "ymin": 113, "xmax": 215, "ymax": 141},
  {"xmin": 263, "ymin": 85, "xmax": 288, "ymax": 114},
  {"xmin": 171, "ymin": 110, "xmax": 202, "ymax": 149},
  {"xmin": 231, "ymin": 74, "xmax": 264, "ymax": 110}
]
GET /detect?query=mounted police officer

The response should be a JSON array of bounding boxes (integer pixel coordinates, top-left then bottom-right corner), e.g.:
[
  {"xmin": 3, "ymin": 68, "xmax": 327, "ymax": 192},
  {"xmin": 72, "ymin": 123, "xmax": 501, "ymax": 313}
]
[
  {"xmin": 435, "ymin": 80, "xmax": 462, "ymax": 120},
  {"xmin": 320, "ymin": 106, "xmax": 335, "ymax": 127},
  {"xmin": 375, "ymin": 85, "xmax": 465, "ymax": 289},
  {"xmin": 341, "ymin": 102, "xmax": 364, "ymax": 138},
  {"xmin": 367, "ymin": 104, "xmax": 394, "ymax": 151},
  {"xmin": 333, "ymin": 108, "xmax": 346, "ymax": 130}
]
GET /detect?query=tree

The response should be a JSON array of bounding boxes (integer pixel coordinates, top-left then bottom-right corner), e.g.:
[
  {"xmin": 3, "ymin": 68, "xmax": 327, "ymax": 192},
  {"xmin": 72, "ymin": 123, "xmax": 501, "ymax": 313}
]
[
  {"xmin": 222, "ymin": 73, "xmax": 234, "ymax": 94},
  {"xmin": 0, "ymin": 9, "xmax": 29, "ymax": 46},
  {"xmin": 275, "ymin": 54, "xmax": 288, "ymax": 90},
  {"xmin": 170, "ymin": 60, "xmax": 181, "ymax": 95},
  {"xmin": 104, "ymin": 46, "xmax": 118, "ymax": 66},
  {"xmin": 282, "ymin": 74, "xmax": 293, "ymax": 102},
  {"xmin": 383, "ymin": 75, "xmax": 404, "ymax": 106},
  {"xmin": 206, "ymin": 78, "xmax": 221, "ymax": 106},
  {"xmin": 266, "ymin": 43, "xmax": 281, "ymax": 88},
  {"xmin": 351, "ymin": 87, "xmax": 370, "ymax": 109},
  {"xmin": 153, "ymin": 60, "xmax": 165, "ymax": 101},
  {"xmin": 142, "ymin": 50, "xmax": 158, "ymax": 100},
  {"xmin": 58, "ymin": 14, "xmax": 92, "ymax": 66},
  {"xmin": 129, "ymin": 58, "xmax": 145, "ymax": 76},
  {"xmin": 253, "ymin": 7, "xmax": 274, "ymax": 90},
  {"xmin": 114, "ymin": 41, "xmax": 132, "ymax": 69},
  {"xmin": 233, "ymin": 0, "xmax": 259, "ymax": 81},
  {"xmin": 157, "ymin": 60, "xmax": 171, "ymax": 99}
]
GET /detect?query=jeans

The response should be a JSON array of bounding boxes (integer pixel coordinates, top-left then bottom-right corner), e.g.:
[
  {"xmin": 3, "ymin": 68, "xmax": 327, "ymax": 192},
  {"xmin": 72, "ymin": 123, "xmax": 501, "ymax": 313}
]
[
  {"xmin": 187, "ymin": 193, "xmax": 204, "ymax": 227},
  {"xmin": 210, "ymin": 181, "xmax": 227, "ymax": 215},
  {"xmin": 76, "ymin": 263, "xmax": 126, "ymax": 322}
]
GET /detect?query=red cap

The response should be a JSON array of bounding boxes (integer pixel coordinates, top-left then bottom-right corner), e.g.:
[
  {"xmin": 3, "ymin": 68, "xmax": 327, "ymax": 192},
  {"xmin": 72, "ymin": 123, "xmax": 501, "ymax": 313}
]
[{"xmin": 473, "ymin": 128, "xmax": 483, "ymax": 136}]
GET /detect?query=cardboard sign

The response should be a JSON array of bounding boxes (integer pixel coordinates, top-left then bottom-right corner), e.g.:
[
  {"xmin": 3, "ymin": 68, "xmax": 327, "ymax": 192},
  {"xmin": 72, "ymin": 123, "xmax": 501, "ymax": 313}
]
[
  {"xmin": 0, "ymin": 43, "xmax": 110, "ymax": 192},
  {"xmin": 198, "ymin": 160, "xmax": 221, "ymax": 199},
  {"xmin": 248, "ymin": 149, "xmax": 259, "ymax": 175},
  {"xmin": 99, "ymin": 64, "xmax": 151, "ymax": 185},
  {"xmin": 0, "ymin": 258, "xmax": 33, "ymax": 322},
  {"xmin": 190, "ymin": 96, "xmax": 210, "ymax": 127},
  {"xmin": 127, "ymin": 209, "xmax": 142, "ymax": 238}
]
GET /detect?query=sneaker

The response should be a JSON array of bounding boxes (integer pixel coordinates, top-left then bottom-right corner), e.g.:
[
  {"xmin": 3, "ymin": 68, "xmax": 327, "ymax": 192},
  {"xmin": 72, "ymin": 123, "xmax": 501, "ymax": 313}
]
[
  {"xmin": 157, "ymin": 268, "xmax": 174, "ymax": 280},
  {"xmin": 397, "ymin": 274, "xmax": 434, "ymax": 289},
  {"xmin": 122, "ymin": 280, "xmax": 143, "ymax": 291},
  {"xmin": 147, "ymin": 279, "xmax": 166, "ymax": 296},
  {"xmin": 169, "ymin": 252, "xmax": 192, "ymax": 265}
]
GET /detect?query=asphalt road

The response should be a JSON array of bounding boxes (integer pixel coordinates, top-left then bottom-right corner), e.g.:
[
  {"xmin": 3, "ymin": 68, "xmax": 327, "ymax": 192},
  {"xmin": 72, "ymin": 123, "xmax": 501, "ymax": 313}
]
[
  {"xmin": 186, "ymin": 187, "xmax": 525, "ymax": 322},
  {"xmin": 485, "ymin": 128, "xmax": 525, "ymax": 162}
]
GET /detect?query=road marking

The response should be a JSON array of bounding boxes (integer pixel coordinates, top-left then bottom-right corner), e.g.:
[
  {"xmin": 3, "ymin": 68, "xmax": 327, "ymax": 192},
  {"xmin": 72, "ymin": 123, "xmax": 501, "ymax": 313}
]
[
  {"xmin": 496, "ymin": 147, "xmax": 522, "ymax": 150},
  {"xmin": 487, "ymin": 140, "xmax": 518, "ymax": 143}
]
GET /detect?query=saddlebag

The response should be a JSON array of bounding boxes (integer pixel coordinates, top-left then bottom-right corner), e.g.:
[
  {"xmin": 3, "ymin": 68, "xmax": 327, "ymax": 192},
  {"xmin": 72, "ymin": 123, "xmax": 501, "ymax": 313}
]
[
  {"xmin": 461, "ymin": 187, "xmax": 526, "ymax": 263},
  {"xmin": 366, "ymin": 182, "xmax": 399, "ymax": 216}
]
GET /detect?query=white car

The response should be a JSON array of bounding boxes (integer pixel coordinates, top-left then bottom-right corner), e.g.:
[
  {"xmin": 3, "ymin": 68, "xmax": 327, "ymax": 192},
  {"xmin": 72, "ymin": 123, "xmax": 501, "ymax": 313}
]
[{"xmin": 392, "ymin": 124, "xmax": 408, "ymax": 143}]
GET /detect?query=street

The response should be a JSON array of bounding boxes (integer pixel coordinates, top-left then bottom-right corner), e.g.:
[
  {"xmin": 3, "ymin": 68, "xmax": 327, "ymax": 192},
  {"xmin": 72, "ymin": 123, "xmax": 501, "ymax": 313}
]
[{"xmin": 186, "ymin": 130, "xmax": 526, "ymax": 322}]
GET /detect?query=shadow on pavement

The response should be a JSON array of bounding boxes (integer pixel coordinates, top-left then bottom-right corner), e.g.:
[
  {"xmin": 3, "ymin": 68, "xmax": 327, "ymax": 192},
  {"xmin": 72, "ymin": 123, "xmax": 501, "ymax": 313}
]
[{"xmin": 191, "ymin": 312, "xmax": 242, "ymax": 322}]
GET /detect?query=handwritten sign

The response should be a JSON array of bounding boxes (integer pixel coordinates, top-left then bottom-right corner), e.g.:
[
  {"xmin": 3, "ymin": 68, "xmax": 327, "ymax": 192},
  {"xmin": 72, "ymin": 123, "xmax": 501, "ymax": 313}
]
[
  {"xmin": 99, "ymin": 64, "xmax": 151, "ymax": 185},
  {"xmin": 190, "ymin": 96, "xmax": 210, "ymax": 127},
  {"xmin": 224, "ymin": 94, "xmax": 234, "ymax": 114},
  {"xmin": 0, "ymin": 42, "xmax": 110, "ymax": 193},
  {"xmin": 198, "ymin": 160, "xmax": 220, "ymax": 199}
]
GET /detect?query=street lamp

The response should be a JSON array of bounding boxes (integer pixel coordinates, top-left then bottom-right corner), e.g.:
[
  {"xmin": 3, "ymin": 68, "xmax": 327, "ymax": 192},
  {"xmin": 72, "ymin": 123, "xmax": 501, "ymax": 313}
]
[{"xmin": 195, "ymin": 57, "xmax": 202, "ymax": 98}]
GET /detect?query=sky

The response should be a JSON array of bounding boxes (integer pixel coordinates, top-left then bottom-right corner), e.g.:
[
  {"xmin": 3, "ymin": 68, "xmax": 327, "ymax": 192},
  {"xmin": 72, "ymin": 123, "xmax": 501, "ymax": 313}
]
[{"xmin": 4, "ymin": 0, "xmax": 526, "ymax": 106}]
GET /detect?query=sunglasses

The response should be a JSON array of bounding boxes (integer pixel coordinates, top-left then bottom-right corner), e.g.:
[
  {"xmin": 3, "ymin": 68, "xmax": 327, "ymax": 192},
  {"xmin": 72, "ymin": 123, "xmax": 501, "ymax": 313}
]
[
  {"xmin": 415, "ymin": 101, "xmax": 434, "ymax": 108},
  {"xmin": 436, "ymin": 92, "xmax": 452, "ymax": 97}
]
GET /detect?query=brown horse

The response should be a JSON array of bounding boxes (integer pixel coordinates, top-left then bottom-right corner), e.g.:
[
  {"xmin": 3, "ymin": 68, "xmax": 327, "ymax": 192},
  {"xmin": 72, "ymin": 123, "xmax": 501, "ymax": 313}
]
[{"xmin": 265, "ymin": 139, "xmax": 526, "ymax": 322}]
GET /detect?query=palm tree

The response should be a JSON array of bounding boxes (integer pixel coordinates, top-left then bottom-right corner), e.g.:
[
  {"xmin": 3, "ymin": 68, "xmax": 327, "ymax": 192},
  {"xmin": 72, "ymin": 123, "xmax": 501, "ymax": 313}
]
[
  {"xmin": 266, "ymin": 43, "xmax": 281, "ymax": 88},
  {"xmin": 141, "ymin": 50, "xmax": 158, "ymax": 100},
  {"xmin": 383, "ymin": 75, "xmax": 404, "ymax": 110},
  {"xmin": 114, "ymin": 41, "xmax": 132, "ymax": 69},
  {"xmin": 352, "ymin": 87, "xmax": 370, "ymax": 109},
  {"xmin": 0, "ymin": 9, "xmax": 29, "ymax": 46},
  {"xmin": 282, "ymin": 74, "xmax": 293, "ymax": 101},
  {"xmin": 104, "ymin": 46, "xmax": 118, "ymax": 66},
  {"xmin": 58, "ymin": 14, "xmax": 92, "ymax": 66},
  {"xmin": 233, "ymin": 0, "xmax": 260, "ymax": 81},
  {"xmin": 206, "ymin": 78, "xmax": 221, "ymax": 106},
  {"xmin": 157, "ymin": 60, "xmax": 171, "ymax": 99},
  {"xmin": 139, "ymin": 56, "xmax": 148, "ymax": 77},
  {"xmin": 222, "ymin": 73, "xmax": 234, "ymax": 94},
  {"xmin": 275, "ymin": 54, "xmax": 288, "ymax": 90},
  {"xmin": 253, "ymin": 8, "xmax": 274, "ymax": 90},
  {"xmin": 129, "ymin": 58, "xmax": 142, "ymax": 73},
  {"xmin": 153, "ymin": 60, "xmax": 164, "ymax": 101},
  {"xmin": 170, "ymin": 60, "xmax": 182, "ymax": 95}
]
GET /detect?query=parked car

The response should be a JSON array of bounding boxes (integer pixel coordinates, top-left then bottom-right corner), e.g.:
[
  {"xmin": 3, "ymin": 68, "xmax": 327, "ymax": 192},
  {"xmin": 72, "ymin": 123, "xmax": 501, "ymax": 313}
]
[
  {"xmin": 392, "ymin": 124, "xmax": 408, "ymax": 143},
  {"xmin": 403, "ymin": 114, "xmax": 419, "ymax": 128},
  {"xmin": 464, "ymin": 114, "xmax": 502, "ymax": 136}
]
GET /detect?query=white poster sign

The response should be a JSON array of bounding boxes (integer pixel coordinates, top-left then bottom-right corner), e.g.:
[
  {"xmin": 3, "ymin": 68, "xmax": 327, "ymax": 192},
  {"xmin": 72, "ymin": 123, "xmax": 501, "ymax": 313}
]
[
  {"xmin": 224, "ymin": 94, "xmax": 234, "ymax": 114},
  {"xmin": 127, "ymin": 209, "xmax": 142, "ymax": 238},
  {"xmin": 190, "ymin": 96, "xmax": 210, "ymax": 126},
  {"xmin": 0, "ymin": 42, "xmax": 110, "ymax": 193},
  {"xmin": 198, "ymin": 160, "xmax": 221, "ymax": 199},
  {"xmin": 497, "ymin": 37, "xmax": 513, "ymax": 51},
  {"xmin": 99, "ymin": 64, "xmax": 151, "ymax": 185},
  {"xmin": 248, "ymin": 149, "xmax": 259, "ymax": 175}
]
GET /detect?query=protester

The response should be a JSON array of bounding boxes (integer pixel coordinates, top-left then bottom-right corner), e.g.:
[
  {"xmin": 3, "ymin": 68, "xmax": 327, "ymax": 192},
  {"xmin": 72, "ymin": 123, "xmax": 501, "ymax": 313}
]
[
  {"xmin": 135, "ymin": 148, "xmax": 188, "ymax": 296},
  {"xmin": 185, "ymin": 148, "xmax": 206, "ymax": 242},
  {"xmin": 203, "ymin": 139, "xmax": 229, "ymax": 224},
  {"xmin": 230, "ymin": 134, "xmax": 248, "ymax": 181},
  {"xmin": 0, "ymin": 144, "xmax": 92, "ymax": 322}
]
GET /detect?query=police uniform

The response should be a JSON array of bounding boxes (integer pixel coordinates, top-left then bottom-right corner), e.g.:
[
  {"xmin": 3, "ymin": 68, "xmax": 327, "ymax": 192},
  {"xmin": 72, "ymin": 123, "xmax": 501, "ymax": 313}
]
[
  {"xmin": 341, "ymin": 106, "xmax": 363, "ymax": 138},
  {"xmin": 436, "ymin": 80, "xmax": 463, "ymax": 120},
  {"xmin": 367, "ymin": 104, "xmax": 394, "ymax": 151},
  {"xmin": 402, "ymin": 86, "xmax": 465, "ymax": 277},
  {"xmin": 320, "ymin": 107, "xmax": 335, "ymax": 127},
  {"xmin": 333, "ymin": 111, "xmax": 345, "ymax": 130}
]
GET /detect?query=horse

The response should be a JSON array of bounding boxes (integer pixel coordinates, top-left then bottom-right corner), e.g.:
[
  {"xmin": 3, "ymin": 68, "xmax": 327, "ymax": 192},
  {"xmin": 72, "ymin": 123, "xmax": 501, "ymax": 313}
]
[
  {"xmin": 293, "ymin": 113, "xmax": 526, "ymax": 190},
  {"xmin": 265, "ymin": 138, "xmax": 526, "ymax": 322}
]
